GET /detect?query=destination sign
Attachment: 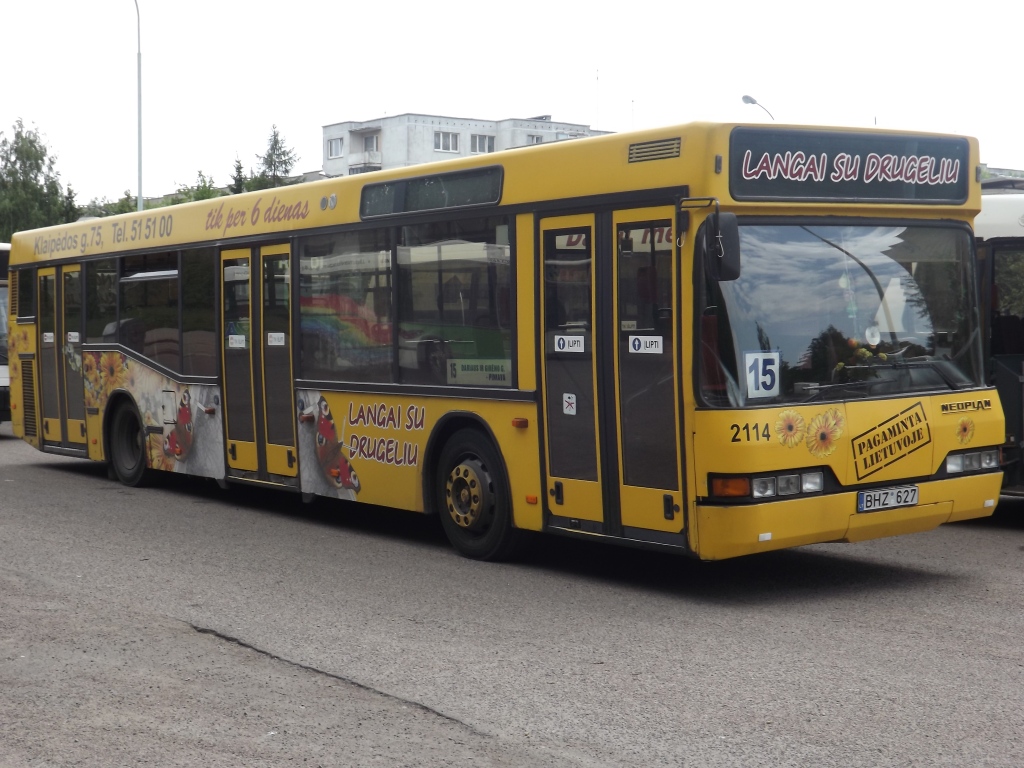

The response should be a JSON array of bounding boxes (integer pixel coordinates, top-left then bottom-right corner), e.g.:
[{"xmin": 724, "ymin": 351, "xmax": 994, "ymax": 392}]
[{"xmin": 729, "ymin": 127, "xmax": 970, "ymax": 204}]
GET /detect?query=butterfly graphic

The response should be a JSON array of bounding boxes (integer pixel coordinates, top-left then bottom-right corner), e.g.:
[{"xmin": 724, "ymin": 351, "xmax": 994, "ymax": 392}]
[
  {"xmin": 163, "ymin": 389, "xmax": 195, "ymax": 460},
  {"xmin": 314, "ymin": 396, "xmax": 360, "ymax": 493}
]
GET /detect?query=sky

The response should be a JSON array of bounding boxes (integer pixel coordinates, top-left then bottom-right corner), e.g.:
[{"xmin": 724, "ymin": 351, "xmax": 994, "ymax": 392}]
[{"xmin": 4, "ymin": 0, "xmax": 1021, "ymax": 203}]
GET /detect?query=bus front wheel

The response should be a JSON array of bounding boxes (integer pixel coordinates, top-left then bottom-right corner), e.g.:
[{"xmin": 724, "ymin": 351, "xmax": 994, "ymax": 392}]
[
  {"xmin": 110, "ymin": 402, "xmax": 148, "ymax": 487},
  {"xmin": 436, "ymin": 429, "xmax": 519, "ymax": 561}
]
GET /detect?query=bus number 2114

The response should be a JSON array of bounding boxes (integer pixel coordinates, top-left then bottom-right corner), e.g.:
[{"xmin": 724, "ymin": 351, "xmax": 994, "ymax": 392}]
[{"xmin": 730, "ymin": 423, "xmax": 771, "ymax": 442}]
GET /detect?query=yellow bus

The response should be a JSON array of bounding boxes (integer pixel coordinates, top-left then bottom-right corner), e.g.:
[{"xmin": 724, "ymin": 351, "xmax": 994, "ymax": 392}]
[
  {"xmin": 6, "ymin": 122, "xmax": 1004, "ymax": 560},
  {"xmin": 1, "ymin": 243, "xmax": 9, "ymax": 424}
]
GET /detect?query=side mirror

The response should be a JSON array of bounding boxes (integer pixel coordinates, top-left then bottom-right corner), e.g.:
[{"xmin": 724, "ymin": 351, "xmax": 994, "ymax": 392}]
[{"xmin": 705, "ymin": 212, "xmax": 741, "ymax": 282}]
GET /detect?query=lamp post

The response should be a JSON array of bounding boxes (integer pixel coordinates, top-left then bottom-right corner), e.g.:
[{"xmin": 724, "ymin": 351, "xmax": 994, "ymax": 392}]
[
  {"xmin": 742, "ymin": 94, "xmax": 774, "ymax": 121},
  {"xmin": 134, "ymin": 0, "xmax": 142, "ymax": 212}
]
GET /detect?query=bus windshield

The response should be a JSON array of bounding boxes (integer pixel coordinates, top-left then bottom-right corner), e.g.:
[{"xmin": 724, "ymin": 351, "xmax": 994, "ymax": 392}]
[{"xmin": 701, "ymin": 224, "xmax": 983, "ymax": 406}]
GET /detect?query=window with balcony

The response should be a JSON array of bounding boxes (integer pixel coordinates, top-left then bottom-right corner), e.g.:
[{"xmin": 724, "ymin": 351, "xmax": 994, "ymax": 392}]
[
  {"xmin": 528, "ymin": 134, "xmax": 543, "ymax": 145},
  {"xmin": 471, "ymin": 134, "xmax": 495, "ymax": 154},
  {"xmin": 363, "ymin": 134, "xmax": 379, "ymax": 152},
  {"xmin": 434, "ymin": 131, "xmax": 460, "ymax": 152}
]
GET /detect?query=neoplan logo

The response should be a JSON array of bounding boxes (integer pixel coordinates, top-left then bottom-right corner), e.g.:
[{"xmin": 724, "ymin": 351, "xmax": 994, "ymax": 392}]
[{"xmin": 940, "ymin": 399, "xmax": 992, "ymax": 414}]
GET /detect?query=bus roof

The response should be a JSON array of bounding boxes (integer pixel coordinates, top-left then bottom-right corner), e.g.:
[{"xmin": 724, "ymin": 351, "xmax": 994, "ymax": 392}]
[
  {"xmin": 975, "ymin": 192, "xmax": 1024, "ymax": 241},
  {"xmin": 7, "ymin": 121, "xmax": 981, "ymax": 266}
]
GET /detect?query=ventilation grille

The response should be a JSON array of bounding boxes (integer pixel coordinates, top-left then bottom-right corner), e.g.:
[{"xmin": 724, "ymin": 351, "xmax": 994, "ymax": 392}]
[
  {"xmin": 8, "ymin": 270, "xmax": 17, "ymax": 317},
  {"xmin": 628, "ymin": 138, "xmax": 681, "ymax": 163},
  {"xmin": 22, "ymin": 362, "xmax": 37, "ymax": 437}
]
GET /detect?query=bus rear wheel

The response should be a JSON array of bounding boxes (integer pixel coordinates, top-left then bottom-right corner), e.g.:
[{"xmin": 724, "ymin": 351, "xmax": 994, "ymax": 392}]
[
  {"xmin": 110, "ymin": 402, "xmax": 148, "ymax": 487},
  {"xmin": 436, "ymin": 429, "xmax": 519, "ymax": 561}
]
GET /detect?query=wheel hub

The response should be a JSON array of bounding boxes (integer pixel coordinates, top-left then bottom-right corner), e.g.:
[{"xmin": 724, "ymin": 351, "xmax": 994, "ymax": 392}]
[{"xmin": 445, "ymin": 459, "xmax": 491, "ymax": 530}]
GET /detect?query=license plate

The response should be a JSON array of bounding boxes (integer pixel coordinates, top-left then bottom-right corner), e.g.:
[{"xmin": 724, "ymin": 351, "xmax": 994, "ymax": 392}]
[{"xmin": 857, "ymin": 485, "xmax": 919, "ymax": 512}]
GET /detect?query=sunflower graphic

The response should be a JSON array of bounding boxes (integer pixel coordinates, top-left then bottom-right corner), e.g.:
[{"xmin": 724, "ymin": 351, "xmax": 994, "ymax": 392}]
[
  {"xmin": 775, "ymin": 409, "xmax": 806, "ymax": 448},
  {"xmin": 825, "ymin": 407, "xmax": 845, "ymax": 436},
  {"xmin": 82, "ymin": 352, "xmax": 99, "ymax": 383},
  {"xmin": 806, "ymin": 408, "xmax": 845, "ymax": 458},
  {"xmin": 99, "ymin": 351, "xmax": 126, "ymax": 393},
  {"xmin": 83, "ymin": 384, "xmax": 97, "ymax": 410},
  {"xmin": 81, "ymin": 353, "xmax": 102, "ymax": 409},
  {"xmin": 123, "ymin": 361, "xmax": 139, "ymax": 393},
  {"xmin": 956, "ymin": 417, "xmax": 975, "ymax": 445}
]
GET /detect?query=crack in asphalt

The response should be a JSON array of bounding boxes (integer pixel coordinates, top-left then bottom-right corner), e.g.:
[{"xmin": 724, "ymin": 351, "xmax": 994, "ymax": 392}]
[{"xmin": 187, "ymin": 623, "xmax": 481, "ymax": 733}]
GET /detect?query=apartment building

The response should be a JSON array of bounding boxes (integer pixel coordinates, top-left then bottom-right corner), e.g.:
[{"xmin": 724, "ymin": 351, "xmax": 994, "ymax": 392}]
[{"xmin": 322, "ymin": 113, "xmax": 608, "ymax": 176}]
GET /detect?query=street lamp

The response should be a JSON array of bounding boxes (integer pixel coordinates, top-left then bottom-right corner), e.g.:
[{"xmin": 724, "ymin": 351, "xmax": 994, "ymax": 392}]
[
  {"xmin": 742, "ymin": 95, "xmax": 774, "ymax": 121},
  {"xmin": 134, "ymin": 0, "xmax": 142, "ymax": 212}
]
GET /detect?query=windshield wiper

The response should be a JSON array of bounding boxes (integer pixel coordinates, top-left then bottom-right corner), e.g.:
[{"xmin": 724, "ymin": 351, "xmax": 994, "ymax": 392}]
[
  {"xmin": 798, "ymin": 379, "xmax": 880, "ymax": 402},
  {"xmin": 888, "ymin": 358, "xmax": 972, "ymax": 390}
]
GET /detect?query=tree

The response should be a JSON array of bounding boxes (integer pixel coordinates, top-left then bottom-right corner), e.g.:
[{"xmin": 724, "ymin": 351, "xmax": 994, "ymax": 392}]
[
  {"xmin": 192, "ymin": 171, "xmax": 220, "ymax": 201},
  {"xmin": 78, "ymin": 192, "xmax": 137, "ymax": 218},
  {"xmin": 255, "ymin": 125, "xmax": 298, "ymax": 188},
  {"xmin": 227, "ymin": 127, "xmax": 300, "ymax": 193},
  {"xmin": 228, "ymin": 158, "xmax": 246, "ymax": 195},
  {"xmin": 0, "ymin": 119, "xmax": 78, "ymax": 241},
  {"xmin": 171, "ymin": 171, "xmax": 221, "ymax": 205},
  {"xmin": 110, "ymin": 191, "xmax": 137, "ymax": 215},
  {"xmin": 245, "ymin": 169, "xmax": 272, "ymax": 192},
  {"xmin": 79, "ymin": 197, "xmax": 111, "ymax": 219}
]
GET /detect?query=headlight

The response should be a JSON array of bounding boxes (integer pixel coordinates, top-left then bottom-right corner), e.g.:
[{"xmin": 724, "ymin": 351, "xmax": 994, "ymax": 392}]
[
  {"xmin": 708, "ymin": 468, "xmax": 826, "ymax": 502},
  {"xmin": 752, "ymin": 477, "xmax": 776, "ymax": 498},
  {"xmin": 801, "ymin": 471, "xmax": 824, "ymax": 493},
  {"xmin": 777, "ymin": 474, "xmax": 800, "ymax": 495},
  {"xmin": 947, "ymin": 450, "xmax": 999, "ymax": 474}
]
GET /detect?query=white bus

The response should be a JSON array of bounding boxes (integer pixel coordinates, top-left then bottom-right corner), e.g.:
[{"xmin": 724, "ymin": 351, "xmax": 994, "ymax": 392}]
[{"xmin": 976, "ymin": 180, "xmax": 1024, "ymax": 492}]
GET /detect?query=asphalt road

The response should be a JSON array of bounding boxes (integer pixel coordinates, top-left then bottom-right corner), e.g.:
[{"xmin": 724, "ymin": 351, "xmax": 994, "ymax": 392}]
[{"xmin": 1, "ymin": 421, "xmax": 1022, "ymax": 767}]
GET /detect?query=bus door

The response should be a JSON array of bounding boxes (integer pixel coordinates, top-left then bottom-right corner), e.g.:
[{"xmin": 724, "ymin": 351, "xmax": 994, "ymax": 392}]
[
  {"xmin": 540, "ymin": 216, "xmax": 605, "ymax": 529},
  {"xmin": 37, "ymin": 266, "xmax": 86, "ymax": 449},
  {"xmin": 611, "ymin": 208, "xmax": 683, "ymax": 535},
  {"xmin": 540, "ymin": 207, "xmax": 684, "ymax": 538},
  {"xmin": 220, "ymin": 246, "xmax": 298, "ymax": 482},
  {"xmin": 259, "ymin": 245, "xmax": 297, "ymax": 478}
]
